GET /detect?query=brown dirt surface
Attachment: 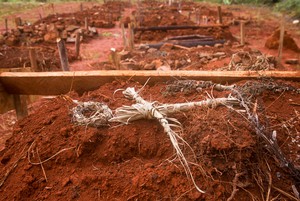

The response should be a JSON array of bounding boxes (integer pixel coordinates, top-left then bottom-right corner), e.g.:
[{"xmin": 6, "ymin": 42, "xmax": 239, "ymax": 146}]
[
  {"xmin": 0, "ymin": 44, "xmax": 76, "ymax": 70},
  {"xmin": 0, "ymin": 79, "xmax": 299, "ymax": 200},
  {"xmin": 265, "ymin": 29, "xmax": 300, "ymax": 52}
]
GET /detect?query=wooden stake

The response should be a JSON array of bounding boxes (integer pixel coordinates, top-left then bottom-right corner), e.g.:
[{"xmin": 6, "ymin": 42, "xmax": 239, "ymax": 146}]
[
  {"xmin": 75, "ymin": 32, "xmax": 81, "ymax": 58},
  {"xmin": 217, "ymin": 6, "xmax": 223, "ymax": 24},
  {"xmin": 13, "ymin": 95, "xmax": 28, "ymax": 120},
  {"xmin": 128, "ymin": 23, "xmax": 134, "ymax": 51},
  {"xmin": 84, "ymin": 17, "xmax": 88, "ymax": 31},
  {"xmin": 240, "ymin": 21, "xmax": 245, "ymax": 45},
  {"xmin": 80, "ymin": 3, "xmax": 83, "ymax": 12},
  {"xmin": 39, "ymin": 13, "xmax": 42, "ymax": 21},
  {"xmin": 15, "ymin": 17, "xmax": 22, "ymax": 28},
  {"xmin": 29, "ymin": 48, "xmax": 38, "ymax": 72},
  {"xmin": 56, "ymin": 38, "xmax": 69, "ymax": 71},
  {"xmin": 121, "ymin": 23, "xmax": 127, "ymax": 50},
  {"xmin": 111, "ymin": 49, "xmax": 120, "ymax": 70},
  {"xmin": 196, "ymin": 9, "xmax": 200, "ymax": 25},
  {"xmin": 51, "ymin": 3, "xmax": 55, "ymax": 14},
  {"xmin": 278, "ymin": 14, "xmax": 285, "ymax": 63},
  {"xmin": 5, "ymin": 18, "xmax": 8, "ymax": 33}
]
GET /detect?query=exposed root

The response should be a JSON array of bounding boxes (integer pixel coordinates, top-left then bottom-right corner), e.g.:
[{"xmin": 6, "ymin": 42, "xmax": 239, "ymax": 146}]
[
  {"xmin": 228, "ymin": 51, "xmax": 272, "ymax": 71},
  {"xmin": 28, "ymin": 141, "xmax": 76, "ymax": 165},
  {"xmin": 163, "ymin": 80, "xmax": 235, "ymax": 95},
  {"xmin": 227, "ymin": 163, "xmax": 250, "ymax": 201}
]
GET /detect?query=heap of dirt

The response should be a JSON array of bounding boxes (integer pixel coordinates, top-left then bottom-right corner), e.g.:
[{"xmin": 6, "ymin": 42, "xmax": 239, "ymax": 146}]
[
  {"xmin": 135, "ymin": 26, "xmax": 235, "ymax": 43},
  {"xmin": 0, "ymin": 79, "xmax": 299, "ymax": 200},
  {"xmin": 0, "ymin": 45, "xmax": 77, "ymax": 70},
  {"xmin": 265, "ymin": 29, "xmax": 300, "ymax": 52}
]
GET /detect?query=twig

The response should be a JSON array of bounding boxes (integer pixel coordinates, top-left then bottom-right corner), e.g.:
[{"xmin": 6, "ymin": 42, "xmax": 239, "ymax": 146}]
[
  {"xmin": 266, "ymin": 172, "xmax": 272, "ymax": 201},
  {"xmin": 272, "ymin": 185, "xmax": 299, "ymax": 201},
  {"xmin": 36, "ymin": 147, "xmax": 48, "ymax": 182},
  {"xmin": 28, "ymin": 143, "xmax": 76, "ymax": 165}
]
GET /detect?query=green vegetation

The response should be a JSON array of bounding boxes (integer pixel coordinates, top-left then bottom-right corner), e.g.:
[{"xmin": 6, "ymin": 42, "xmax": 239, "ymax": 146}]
[
  {"xmin": 196, "ymin": 0, "xmax": 300, "ymax": 18},
  {"xmin": 275, "ymin": 0, "xmax": 300, "ymax": 17}
]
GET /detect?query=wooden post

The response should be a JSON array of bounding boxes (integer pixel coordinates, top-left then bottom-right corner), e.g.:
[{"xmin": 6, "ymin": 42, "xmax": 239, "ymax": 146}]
[
  {"xmin": 128, "ymin": 23, "xmax": 134, "ymax": 51},
  {"xmin": 121, "ymin": 23, "xmax": 127, "ymax": 50},
  {"xmin": 13, "ymin": 95, "xmax": 28, "ymax": 120},
  {"xmin": 29, "ymin": 48, "xmax": 39, "ymax": 72},
  {"xmin": 110, "ymin": 49, "xmax": 120, "ymax": 70},
  {"xmin": 188, "ymin": 11, "xmax": 191, "ymax": 20},
  {"xmin": 85, "ymin": 17, "xmax": 88, "ymax": 31},
  {"xmin": 80, "ymin": 3, "xmax": 83, "ymax": 12},
  {"xmin": 57, "ymin": 38, "xmax": 69, "ymax": 71},
  {"xmin": 217, "ymin": 6, "xmax": 222, "ymax": 24},
  {"xmin": 39, "ymin": 13, "xmax": 42, "ymax": 21},
  {"xmin": 51, "ymin": 3, "xmax": 55, "ymax": 14},
  {"xmin": 196, "ymin": 10, "xmax": 200, "ymax": 25},
  {"xmin": 240, "ymin": 21, "xmax": 245, "ymax": 45},
  {"xmin": 75, "ymin": 32, "xmax": 81, "ymax": 58},
  {"xmin": 278, "ymin": 14, "xmax": 285, "ymax": 63},
  {"xmin": 15, "ymin": 17, "xmax": 22, "ymax": 28},
  {"xmin": 5, "ymin": 18, "xmax": 8, "ymax": 33}
]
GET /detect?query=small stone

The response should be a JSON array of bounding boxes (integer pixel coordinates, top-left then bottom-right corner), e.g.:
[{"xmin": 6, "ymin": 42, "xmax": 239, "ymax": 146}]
[
  {"xmin": 213, "ymin": 52, "xmax": 226, "ymax": 58},
  {"xmin": 159, "ymin": 43, "xmax": 173, "ymax": 51},
  {"xmin": 151, "ymin": 59, "xmax": 163, "ymax": 69},
  {"xmin": 156, "ymin": 65, "xmax": 171, "ymax": 71},
  {"xmin": 143, "ymin": 63, "xmax": 155, "ymax": 70},
  {"xmin": 147, "ymin": 48, "xmax": 157, "ymax": 53},
  {"xmin": 214, "ymin": 43, "xmax": 223, "ymax": 48},
  {"xmin": 285, "ymin": 59, "xmax": 299, "ymax": 65}
]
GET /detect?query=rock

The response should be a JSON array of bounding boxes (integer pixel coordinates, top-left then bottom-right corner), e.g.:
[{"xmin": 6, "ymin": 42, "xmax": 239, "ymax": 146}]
[
  {"xmin": 143, "ymin": 63, "xmax": 155, "ymax": 70},
  {"xmin": 5, "ymin": 36, "xmax": 19, "ymax": 46},
  {"xmin": 214, "ymin": 43, "xmax": 223, "ymax": 48},
  {"xmin": 211, "ymin": 58, "xmax": 218, "ymax": 62},
  {"xmin": 147, "ymin": 48, "xmax": 157, "ymax": 53},
  {"xmin": 285, "ymin": 59, "xmax": 299, "ymax": 65},
  {"xmin": 151, "ymin": 59, "xmax": 163, "ymax": 69},
  {"xmin": 23, "ymin": 25, "xmax": 33, "ymax": 33},
  {"xmin": 156, "ymin": 65, "xmax": 171, "ymax": 71},
  {"xmin": 118, "ymin": 51, "xmax": 131, "ymax": 60},
  {"xmin": 65, "ymin": 25, "xmax": 80, "ymax": 32},
  {"xmin": 224, "ymin": 40, "xmax": 232, "ymax": 46},
  {"xmin": 213, "ymin": 52, "xmax": 226, "ymax": 58},
  {"xmin": 159, "ymin": 43, "xmax": 173, "ymax": 51},
  {"xmin": 44, "ymin": 30, "xmax": 59, "ymax": 43},
  {"xmin": 120, "ymin": 62, "xmax": 141, "ymax": 70}
]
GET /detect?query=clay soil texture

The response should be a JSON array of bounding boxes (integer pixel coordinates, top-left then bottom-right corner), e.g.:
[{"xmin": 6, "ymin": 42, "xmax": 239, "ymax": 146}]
[{"xmin": 0, "ymin": 79, "xmax": 300, "ymax": 200}]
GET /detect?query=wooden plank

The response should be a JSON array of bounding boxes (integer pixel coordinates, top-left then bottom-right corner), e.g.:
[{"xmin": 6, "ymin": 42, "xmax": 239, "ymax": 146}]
[
  {"xmin": 0, "ymin": 71, "xmax": 299, "ymax": 96},
  {"xmin": 134, "ymin": 24, "xmax": 229, "ymax": 32}
]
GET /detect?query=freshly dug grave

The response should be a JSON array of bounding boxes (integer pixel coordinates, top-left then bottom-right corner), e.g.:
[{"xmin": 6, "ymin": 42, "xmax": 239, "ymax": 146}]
[
  {"xmin": 265, "ymin": 29, "xmax": 300, "ymax": 52},
  {"xmin": 112, "ymin": 43, "xmax": 278, "ymax": 71},
  {"xmin": 0, "ymin": 45, "xmax": 77, "ymax": 70},
  {"xmin": 0, "ymin": 79, "xmax": 299, "ymax": 200}
]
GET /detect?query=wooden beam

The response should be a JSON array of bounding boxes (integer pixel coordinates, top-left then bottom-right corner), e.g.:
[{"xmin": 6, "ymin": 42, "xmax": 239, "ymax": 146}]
[
  {"xmin": 134, "ymin": 24, "xmax": 229, "ymax": 32},
  {"xmin": 0, "ymin": 71, "xmax": 299, "ymax": 96}
]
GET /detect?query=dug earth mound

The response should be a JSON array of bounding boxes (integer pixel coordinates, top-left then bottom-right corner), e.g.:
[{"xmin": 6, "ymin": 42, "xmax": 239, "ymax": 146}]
[{"xmin": 0, "ymin": 79, "xmax": 299, "ymax": 200}]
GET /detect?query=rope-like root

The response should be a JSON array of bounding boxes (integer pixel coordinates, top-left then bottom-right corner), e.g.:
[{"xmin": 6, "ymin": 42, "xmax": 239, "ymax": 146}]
[
  {"xmin": 228, "ymin": 51, "xmax": 271, "ymax": 71},
  {"xmin": 71, "ymin": 101, "xmax": 113, "ymax": 127},
  {"xmin": 164, "ymin": 80, "xmax": 235, "ymax": 94}
]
